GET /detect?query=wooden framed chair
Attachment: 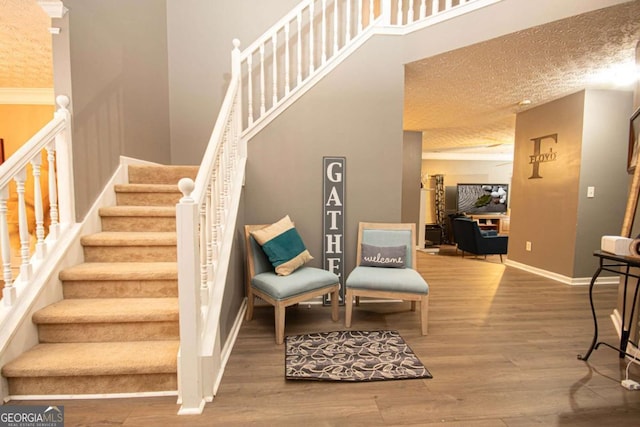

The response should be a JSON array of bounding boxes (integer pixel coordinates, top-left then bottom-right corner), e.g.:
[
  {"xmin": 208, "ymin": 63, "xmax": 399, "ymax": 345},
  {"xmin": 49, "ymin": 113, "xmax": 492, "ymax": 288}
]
[
  {"xmin": 345, "ymin": 222, "xmax": 429, "ymax": 335},
  {"xmin": 244, "ymin": 224, "xmax": 340, "ymax": 344}
]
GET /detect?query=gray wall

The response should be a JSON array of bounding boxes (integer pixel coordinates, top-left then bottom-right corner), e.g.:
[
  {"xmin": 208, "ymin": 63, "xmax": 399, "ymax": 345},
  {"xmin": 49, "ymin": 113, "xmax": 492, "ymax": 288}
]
[
  {"xmin": 574, "ymin": 90, "xmax": 633, "ymax": 277},
  {"xmin": 245, "ymin": 35, "xmax": 405, "ymax": 277},
  {"xmin": 165, "ymin": 0, "xmax": 300, "ymax": 165},
  {"xmin": 59, "ymin": 0, "xmax": 172, "ymax": 219}
]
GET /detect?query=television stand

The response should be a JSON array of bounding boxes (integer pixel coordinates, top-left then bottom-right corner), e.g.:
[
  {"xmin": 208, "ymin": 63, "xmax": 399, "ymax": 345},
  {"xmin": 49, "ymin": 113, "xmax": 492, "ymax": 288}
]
[{"xmin": 469, "ymin": 214, "xmax": 510, "ymax": 235}]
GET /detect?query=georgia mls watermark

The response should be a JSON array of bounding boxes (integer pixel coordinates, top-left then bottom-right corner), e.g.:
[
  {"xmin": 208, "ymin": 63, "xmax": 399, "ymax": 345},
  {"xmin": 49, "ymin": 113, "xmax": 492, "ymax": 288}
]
[{"xmin": 0, "ymin": 405, "xmax": 64, "ymax": 427}]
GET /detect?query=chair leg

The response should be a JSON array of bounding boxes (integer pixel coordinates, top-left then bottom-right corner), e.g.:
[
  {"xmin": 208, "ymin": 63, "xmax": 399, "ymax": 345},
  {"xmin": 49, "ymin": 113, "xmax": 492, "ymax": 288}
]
[
  {"xmin": 499, "ymin": 254, "xmax": 503, "ymax": 262},
  {"xmin": 275, "ymin": 303, "xmax": 285, "ymax": 345},
  {"xmin": 410, "ymin": 301, "xmax": 417, "ymax": 312},
  {"xmin": 245, "ymin": 294, "xmax": 254, "ymax": 321},
  {"xmin": 345, "ymin": 289, "xmax": 353, "ymax": 327},
  {"xmin": 420, "ymin": 294, "xmax": 429, "ymax": 335},
  {"xmin": 330, "ymin": 287, "xmax": 339, "ymax": 322}
]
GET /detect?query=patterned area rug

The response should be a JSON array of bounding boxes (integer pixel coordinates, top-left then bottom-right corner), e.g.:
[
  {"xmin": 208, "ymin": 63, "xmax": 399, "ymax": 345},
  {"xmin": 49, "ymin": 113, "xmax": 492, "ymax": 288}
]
[{"xmin": 285, "ymin": 330, "xmax": 432, "ymax": 382}]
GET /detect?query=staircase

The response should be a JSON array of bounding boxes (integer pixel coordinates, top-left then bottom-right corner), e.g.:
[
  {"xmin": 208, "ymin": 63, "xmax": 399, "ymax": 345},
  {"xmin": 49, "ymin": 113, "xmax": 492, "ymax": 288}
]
[{"xmin": 1, "ymin": 164, "xmax": 197, "ymax": 396}]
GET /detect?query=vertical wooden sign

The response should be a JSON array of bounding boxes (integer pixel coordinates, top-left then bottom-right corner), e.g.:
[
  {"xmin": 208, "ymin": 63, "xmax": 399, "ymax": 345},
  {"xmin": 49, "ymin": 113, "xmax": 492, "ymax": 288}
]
[{"xmin": 323, "ymin": 157, "xmax": 345, "ymax": 305}]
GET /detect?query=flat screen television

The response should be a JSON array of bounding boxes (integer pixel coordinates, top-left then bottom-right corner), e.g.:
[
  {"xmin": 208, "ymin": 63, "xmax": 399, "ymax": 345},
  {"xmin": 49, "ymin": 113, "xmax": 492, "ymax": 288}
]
[{"xmin": 456, "ymin": 183, "xmax": 508, "ymax": 214}]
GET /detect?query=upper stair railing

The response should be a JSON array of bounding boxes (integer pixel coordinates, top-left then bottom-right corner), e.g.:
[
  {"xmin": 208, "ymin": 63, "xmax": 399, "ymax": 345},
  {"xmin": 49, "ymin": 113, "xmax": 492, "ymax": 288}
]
[
  {"xmin": 0, "ymin": 95, "xmax": 76, "ymax": 348},
  {"xmin": 175, "ymin": 0, "xmax": 501, "ymax": 415},
  {"xmin": 239, "ymin": 0, "xmax": 499, "ymax": 139}
]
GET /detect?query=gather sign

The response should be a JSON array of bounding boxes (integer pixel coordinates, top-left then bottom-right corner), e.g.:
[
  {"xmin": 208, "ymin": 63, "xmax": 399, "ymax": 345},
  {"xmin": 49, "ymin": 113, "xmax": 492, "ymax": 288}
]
[{"xmin": 323, "ymin": 157, "xmax": 345, "ymax": 305}]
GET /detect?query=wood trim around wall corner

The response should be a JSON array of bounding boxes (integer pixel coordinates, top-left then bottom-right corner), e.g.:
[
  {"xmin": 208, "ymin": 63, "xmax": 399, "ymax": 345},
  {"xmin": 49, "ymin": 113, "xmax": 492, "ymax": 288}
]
[{"xmin": 0, "ymin": 88, "xmax": 55, "ymax": 105}]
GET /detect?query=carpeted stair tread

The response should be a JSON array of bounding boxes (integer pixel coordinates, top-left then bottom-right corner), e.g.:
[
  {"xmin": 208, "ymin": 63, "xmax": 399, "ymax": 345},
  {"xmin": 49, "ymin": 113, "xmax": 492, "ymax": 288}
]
[
  {"xmin": 2, "ymin": 341, "xmax": 179, "ymax": 377},
  {"xmin": 59, "ymin": 262, "xmax": 177, "ymax": 281},
  {"xmin": 128, "ymin": 165, "xmax": 198, "ymax": 185},
  {"xmin": 99, "ymin": 206, "xmax": 176, "ymax": 217},
  {"xmin": 114, "ymin": 183, "xmax": 181, "ymax": 193},
  {"xmin": 81, "ymin": 232, "xmax": 176, "ymax": 246},
  {"xmin": 32, "ymin": 298, "xmax": 178, "ymax": 324}
]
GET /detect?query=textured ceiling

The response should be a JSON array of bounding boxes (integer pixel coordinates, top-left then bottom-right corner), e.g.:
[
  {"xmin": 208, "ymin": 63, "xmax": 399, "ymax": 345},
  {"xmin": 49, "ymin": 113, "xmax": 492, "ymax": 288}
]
[
  {"xmin": 2, "ymin": 1, "xmax": 639, "ymax": 157},
  {"xmin": 0, "ymin": 0, "xmax": 52, "ymax": 88},
  {"xmin": 405, "ymin": 0, "xmax": 640, "ymax": 155}
]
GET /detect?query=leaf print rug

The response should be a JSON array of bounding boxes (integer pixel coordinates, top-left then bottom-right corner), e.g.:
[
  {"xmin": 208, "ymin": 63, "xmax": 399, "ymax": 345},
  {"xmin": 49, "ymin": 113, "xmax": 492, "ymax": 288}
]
[{"xmin": 285, "ymin": 330, "xmax": 432, "ymax": 382}]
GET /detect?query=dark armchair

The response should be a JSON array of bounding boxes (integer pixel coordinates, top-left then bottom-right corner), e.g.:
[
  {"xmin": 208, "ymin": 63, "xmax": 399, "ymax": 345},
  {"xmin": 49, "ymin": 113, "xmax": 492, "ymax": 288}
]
[{"xmin": 452, "ymin": 217, "xmax": 508, "ymax": 262}]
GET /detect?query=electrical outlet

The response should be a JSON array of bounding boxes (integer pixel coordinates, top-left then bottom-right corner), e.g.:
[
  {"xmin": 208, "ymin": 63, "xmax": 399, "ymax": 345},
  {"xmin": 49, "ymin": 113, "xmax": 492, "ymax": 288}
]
[
  {"xmin": 587, "ymin": 186, "xmax": 595, "ymax": 198},
  {"xmin": 526, "ymin": 241, "xmax": 532, "ymax": 251}
]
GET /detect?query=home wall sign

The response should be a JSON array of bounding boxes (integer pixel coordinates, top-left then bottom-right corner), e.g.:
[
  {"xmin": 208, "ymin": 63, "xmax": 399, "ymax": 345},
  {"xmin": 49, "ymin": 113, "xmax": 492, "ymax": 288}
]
[
  {"xmin": 323, "ymin": 157, "xmax": 345, "ymax": 305},
  {"xmin": 528, "ymin": 133, "xmax": 558, "ymax": 179}
]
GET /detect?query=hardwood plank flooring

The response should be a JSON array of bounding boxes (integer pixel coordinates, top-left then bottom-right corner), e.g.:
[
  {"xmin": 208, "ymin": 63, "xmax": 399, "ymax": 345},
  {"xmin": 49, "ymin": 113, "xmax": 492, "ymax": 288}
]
[{"xmin": 7, "ymin": 246, "xmax": 640, "ymax": 426}]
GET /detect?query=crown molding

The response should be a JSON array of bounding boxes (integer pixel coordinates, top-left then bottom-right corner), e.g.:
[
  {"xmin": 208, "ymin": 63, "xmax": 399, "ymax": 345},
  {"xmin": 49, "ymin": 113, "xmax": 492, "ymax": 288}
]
[
  {"xmin": 0, "ymin": 88, "xmax": 55, "ymax": 105},
  {"xmin": 422, "ymin": 152, "xmax": 513, "ymax": 161},
  {"xmin": 38, "ymin": 1, "xmax": 68, "ymax": 19}
]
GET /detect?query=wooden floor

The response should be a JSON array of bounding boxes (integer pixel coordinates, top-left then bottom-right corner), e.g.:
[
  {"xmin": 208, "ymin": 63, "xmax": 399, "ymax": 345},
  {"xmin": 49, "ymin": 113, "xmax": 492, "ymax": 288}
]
[{"xmin": 9, "ymin": 246, "xmax": 640, "ymax": 426}]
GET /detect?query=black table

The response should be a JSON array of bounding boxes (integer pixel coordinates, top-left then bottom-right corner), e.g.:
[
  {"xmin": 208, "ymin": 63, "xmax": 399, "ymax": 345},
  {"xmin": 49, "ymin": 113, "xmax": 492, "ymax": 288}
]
[{"xmin": 578, "ymin": 250, "xmax": 640, "ymax": 361}]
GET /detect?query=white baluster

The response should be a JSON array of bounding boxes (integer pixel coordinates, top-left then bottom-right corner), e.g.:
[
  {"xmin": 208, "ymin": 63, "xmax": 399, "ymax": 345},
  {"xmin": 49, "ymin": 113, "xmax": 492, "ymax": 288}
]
[
  {"xmin": 0, "ymin": 186, "xmax": 15, "ymax": 305},
  {"xmin": 205, "ymin": 185, "xmax": 213, "ymax": 269},
  {"xmin": 420, "ymin": 0, "xmax": 426, "ymax": 19},
  {"xmin": 333, "ymin": 0, "xmax": 339, "ymax": 53},
  {"xmin": 381, "ymin": 0, "xmax": 392, "ymax": 25},
  {"xmin": 432, "ymin": 0, "xmax": 439, "ymax": 14},
  {"xmin": 357, "ymin": 0, "xmax": 363, "ymax": 33},
  {"xmin": 30, "ymin": 155, "xmax": 45, "ymax": 259},
  {"xmin": 247, "ymin": 55, "xmax": 254, "ymax": 125},
  {"xmin": 409, "ymin": 0, "xmax": 416, "ymax": 23},
  {"xmin": 45, "ymin": 144, "xmax": 59, "ymax": 240},
  {"xmin": 397, "ymin": 0, "xmax": 403, "ymax": 25},
  {"xmin": 216, "ymin": 154, "xmax": 224, "ymax": 236},
  {"xmin": 321, "ymin": 0, "xmax": 327, "ymax": 64},
  {"xmin": 445, "ymin": 0, "xmax": 452, "ymax": 10},
  {"xmin": 210, "ymin": 167, "xmax": 219, "ymax": 262},
  {"xmin": 259, "ymin": 44, "xmax": 266, "ymax": 115},
  {"xmin": 272, "ymin": 33, "xmax": 278, "ymax": 106},
  {"xmin": 199, "ymin": 198, "xmax": 209, "ymax": 307},
  {"xmin": 309, "ymin": 1, "xmax": 315, "ymax": 74},
  {"xmin": 14, "ymin": 169, "xmax": 32, "ymax": 280},
  {"xmin": 297, "ymin": 11, "xmax": 302, "ymax": 84},
  {"xmin": 284, "ymin": 22, "xmax": 291, "ymax": 94},
  {"xmin": 346, "ymin": 0, "xmax": 352, "ymax": 42}
]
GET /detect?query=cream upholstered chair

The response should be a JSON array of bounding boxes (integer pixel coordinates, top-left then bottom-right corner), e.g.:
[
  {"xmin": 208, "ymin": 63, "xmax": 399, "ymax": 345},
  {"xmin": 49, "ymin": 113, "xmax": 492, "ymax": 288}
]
[
  {"xmin": 345, "ymin": 222, "xmax": 429, "ymax": 335},
  {"xmin": 244, "ymin": 224, "xmax": 340, "ymax": 344}
]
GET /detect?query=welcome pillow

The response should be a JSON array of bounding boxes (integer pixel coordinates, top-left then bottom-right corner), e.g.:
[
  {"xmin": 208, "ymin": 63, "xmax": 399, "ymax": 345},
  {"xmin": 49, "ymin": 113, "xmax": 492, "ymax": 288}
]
[
  {"xmin": 360, "ymin": 243, "xmax": 406, "ymax": 268},
  {"xmin": 251, "ymin": 215, "xmax": 313, "ymax": 276}
]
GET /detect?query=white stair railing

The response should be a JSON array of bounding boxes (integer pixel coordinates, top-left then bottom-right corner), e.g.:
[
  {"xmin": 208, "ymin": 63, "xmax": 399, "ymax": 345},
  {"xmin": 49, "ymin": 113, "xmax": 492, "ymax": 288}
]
[
  {"xmin": 0, "ymin": 95, "xmax": 74, "ymax": 308},
  {"xmin": 176, "ymin": 41, "xmax": 246, "ymax": 415},
  {"xmin": 238, "ymin": 0, "xmax": 499, "ymax": 138},
  {"xmin": 175, "ymin": 0, "xmax": 501, "ymax": 415}
]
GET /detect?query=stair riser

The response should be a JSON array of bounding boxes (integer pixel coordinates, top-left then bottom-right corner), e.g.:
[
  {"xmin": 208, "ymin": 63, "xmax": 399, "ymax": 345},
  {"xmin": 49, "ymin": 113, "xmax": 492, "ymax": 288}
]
[
  {"xmin": 7, "ymin": 373, "xmax": 177, "ymax": 395},
  {"xmin": 63, "ymin": 280, "xmax": 178, "ymax": 298},
  {"xmin": 83, "ymin": 247, "xmax": 176, "ymax": 263},
  {"xmin": 101, "ymin": 217, "xmax": 176, "ymax": 232},
  {"xmin": 116, "ymin": 193, "xmax": 182, "ymax": 207},
  {"xmin": 38, "ymin": 322, "xmax": 179, "ymax": 343}
]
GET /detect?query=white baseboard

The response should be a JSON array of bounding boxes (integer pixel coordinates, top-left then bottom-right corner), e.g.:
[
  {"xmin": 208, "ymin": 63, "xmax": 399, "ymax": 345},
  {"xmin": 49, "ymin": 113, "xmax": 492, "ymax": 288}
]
[{"xmin": 504, "ymin": 259, "xmax": 619, "ymax": 286}]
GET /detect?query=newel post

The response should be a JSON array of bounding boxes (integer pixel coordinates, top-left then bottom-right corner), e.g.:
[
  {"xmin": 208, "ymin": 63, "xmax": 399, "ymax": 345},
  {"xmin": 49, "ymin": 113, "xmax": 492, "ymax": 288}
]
[
  {"xmin": 176, "ymin": 178, "xmax": 205, "ymax": 415},
  {"xmin": 53, "ymin": 95, "xmax": 75, "ymax": 226},
  {"xmin": 231, "ymin": 39, "xmax": 244, "ymax": 155},
  {"xmin": 231, "ymin": 39, "xmax": 241, "ymax": 78}
]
